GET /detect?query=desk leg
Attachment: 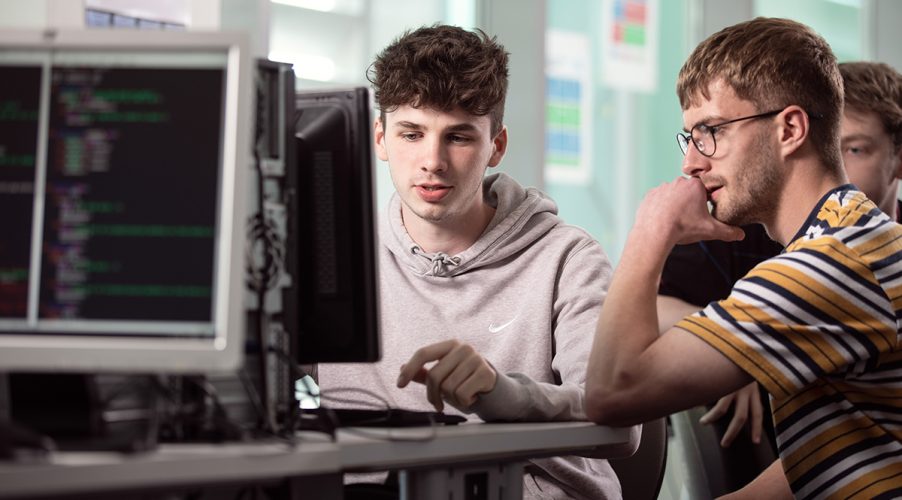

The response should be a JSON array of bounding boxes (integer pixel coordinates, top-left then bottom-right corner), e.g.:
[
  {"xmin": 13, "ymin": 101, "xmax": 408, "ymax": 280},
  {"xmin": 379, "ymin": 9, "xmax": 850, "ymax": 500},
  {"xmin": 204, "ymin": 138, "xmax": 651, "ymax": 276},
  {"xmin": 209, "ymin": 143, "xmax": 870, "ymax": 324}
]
[{"xmin": 400, "ymin": 462, "xmax": 524, "ymax": 500}]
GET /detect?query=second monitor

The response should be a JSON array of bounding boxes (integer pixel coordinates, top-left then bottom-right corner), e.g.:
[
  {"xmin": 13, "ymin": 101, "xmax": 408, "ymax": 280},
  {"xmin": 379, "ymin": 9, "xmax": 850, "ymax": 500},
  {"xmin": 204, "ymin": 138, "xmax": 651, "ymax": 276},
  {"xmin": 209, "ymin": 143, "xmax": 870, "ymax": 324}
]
[{"xmin": 287, "ymin": 87, "xmax": 381, "ymax": 364}]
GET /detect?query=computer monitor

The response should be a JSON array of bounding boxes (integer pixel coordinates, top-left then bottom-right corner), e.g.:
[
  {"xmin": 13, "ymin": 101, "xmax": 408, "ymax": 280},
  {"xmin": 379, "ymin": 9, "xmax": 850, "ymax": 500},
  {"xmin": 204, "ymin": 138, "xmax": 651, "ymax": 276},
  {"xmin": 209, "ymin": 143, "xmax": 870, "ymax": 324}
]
[
  {"xmin": 0, "ymin": 29, "xmax": 252, "ymax": 373},
  {"xmin": 286, "ymin": 87, "xmax": 381, "ymax": 364}
]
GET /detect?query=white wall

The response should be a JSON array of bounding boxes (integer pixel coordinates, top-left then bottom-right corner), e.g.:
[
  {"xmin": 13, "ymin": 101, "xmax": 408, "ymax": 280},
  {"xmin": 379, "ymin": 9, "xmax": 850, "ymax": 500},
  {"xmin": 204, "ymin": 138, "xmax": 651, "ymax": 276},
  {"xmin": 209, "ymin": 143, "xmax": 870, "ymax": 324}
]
[
  {"xmin": 0, "ymin": 0, "xmax": 48, "ymax": 28},
  {"xmin": 476, "ymin": 0, "xmax": 546, "ymax": 191},
  {"xmin": 871, "ymin": 0, "xmax": 902, "ymax": 70}
]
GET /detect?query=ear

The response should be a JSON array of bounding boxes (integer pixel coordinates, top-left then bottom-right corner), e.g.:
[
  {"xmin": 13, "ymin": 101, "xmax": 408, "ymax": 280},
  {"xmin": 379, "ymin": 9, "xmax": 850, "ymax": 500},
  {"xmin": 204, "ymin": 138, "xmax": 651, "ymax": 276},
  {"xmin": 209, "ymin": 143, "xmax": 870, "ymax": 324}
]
[
  {"xmin": 776, "ymin": 105, "xmax": 810, "ymax": 158},
  {"xmin": 374, "ymin": 117, "xmax": 389, "ymax": 161},
  {"xmin": 487, "ymin": 126, "xmax": 508, "ymax": 168}
]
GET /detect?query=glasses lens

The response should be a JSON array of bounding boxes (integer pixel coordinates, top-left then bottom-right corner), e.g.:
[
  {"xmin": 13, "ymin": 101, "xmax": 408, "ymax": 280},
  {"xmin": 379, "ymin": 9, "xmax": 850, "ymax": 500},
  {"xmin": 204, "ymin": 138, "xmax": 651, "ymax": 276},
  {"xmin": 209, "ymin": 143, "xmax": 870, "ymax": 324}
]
[
  {"xmin": 693, "ymin": 131, "xmax": 706, "ymax": 155},
  {"xmin": 677, "ymin": 134, "xmax": 689, "ymax": 155},
  {"xmin": 691, "ymin": 127, "xmax": 713, "ymax": 157}
]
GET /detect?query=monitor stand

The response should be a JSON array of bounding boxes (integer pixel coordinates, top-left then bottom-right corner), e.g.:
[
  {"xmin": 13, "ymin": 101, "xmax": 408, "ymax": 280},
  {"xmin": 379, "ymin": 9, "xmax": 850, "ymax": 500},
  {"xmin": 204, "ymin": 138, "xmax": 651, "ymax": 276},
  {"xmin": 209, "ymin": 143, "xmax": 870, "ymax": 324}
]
[{"xmin": 5, "ymin": 373, "xmax": 158, "ymax": 454}]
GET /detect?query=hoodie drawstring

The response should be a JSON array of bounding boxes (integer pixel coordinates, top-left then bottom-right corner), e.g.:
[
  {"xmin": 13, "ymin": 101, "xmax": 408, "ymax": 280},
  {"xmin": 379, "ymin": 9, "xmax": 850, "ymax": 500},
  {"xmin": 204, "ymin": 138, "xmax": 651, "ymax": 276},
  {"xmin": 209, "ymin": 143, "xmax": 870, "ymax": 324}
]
[
  {"xmin": 431, "ymin": 253, "xmax": 461, "ymax": 275},
  {"xmin": 411, "ymin": 246, "xmax": 461, "ymax": 276}
]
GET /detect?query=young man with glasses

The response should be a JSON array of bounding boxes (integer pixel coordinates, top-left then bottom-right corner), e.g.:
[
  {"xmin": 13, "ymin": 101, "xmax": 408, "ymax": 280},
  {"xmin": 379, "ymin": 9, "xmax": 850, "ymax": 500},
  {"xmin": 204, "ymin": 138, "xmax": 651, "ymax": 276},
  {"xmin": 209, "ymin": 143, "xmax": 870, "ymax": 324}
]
[
  {"xmin": 586, "ymin": 18, "xmax": 902, "ymax": 498},
  {"xmin": 654, "ymin": 60, "xmax": 902, "ymax": 495}
]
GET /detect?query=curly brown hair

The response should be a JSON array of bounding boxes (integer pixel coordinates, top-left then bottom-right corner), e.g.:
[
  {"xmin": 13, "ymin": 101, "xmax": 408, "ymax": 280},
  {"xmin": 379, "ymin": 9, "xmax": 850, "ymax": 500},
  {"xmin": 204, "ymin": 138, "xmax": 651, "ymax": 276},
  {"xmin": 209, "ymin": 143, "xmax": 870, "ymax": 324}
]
[
  {"xmin": 368, "ymin": 24, "xmax": 509, "ymax": 136},
  {"xmin": 677, "ymin": 17, "xmax": 843, "ymax": 173},
  {"xmin": 840, "ymin": 61, "xmax": 902, "ymax": 150}
]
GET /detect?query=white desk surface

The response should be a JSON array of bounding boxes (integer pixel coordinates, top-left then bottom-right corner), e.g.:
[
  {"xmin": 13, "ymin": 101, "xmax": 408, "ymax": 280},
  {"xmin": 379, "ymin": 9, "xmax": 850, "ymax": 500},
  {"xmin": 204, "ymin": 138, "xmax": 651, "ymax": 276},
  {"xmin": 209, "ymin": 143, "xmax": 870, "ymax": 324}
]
[
  {"xmin": 0, "ymin": 421, "xmax": 633, "ymax": 498},
  {"xmin": 336, "ymin": 421, "xmax": 635, "ymax": 471}
]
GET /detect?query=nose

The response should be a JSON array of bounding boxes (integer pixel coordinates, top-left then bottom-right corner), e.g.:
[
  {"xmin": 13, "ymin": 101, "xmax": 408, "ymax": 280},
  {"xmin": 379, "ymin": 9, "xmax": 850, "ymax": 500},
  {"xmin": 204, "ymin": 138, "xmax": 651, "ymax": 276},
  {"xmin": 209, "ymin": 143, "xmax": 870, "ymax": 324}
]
[
  {"xmin": 681, "ymin": 143, "xmax": 711, "ymax": 178},
  {"xmin": 419, "ymin": 136, "xmax": 447, "ymax": 173}
]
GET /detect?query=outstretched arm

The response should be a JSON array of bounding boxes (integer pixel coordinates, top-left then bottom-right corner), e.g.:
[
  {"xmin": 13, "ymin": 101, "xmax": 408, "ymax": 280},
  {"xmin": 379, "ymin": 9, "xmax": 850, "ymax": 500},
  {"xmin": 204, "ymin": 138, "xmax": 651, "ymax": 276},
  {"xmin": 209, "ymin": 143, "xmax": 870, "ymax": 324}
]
[
  {"xmin": 586, "ymin": 177, "xmax": 751, "ymax": 425},
  {"xmin": 398, "ymin": 239, "xmax": 613, "ymax": 422}
]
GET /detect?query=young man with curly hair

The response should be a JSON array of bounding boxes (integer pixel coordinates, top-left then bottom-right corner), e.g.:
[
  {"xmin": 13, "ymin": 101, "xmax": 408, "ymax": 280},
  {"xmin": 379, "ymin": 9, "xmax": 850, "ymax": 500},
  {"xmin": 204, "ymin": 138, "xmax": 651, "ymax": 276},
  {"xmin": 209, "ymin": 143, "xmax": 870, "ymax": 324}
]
[
  {"xmin": 587, "ymin": 18, "xmax": 902, "ymax": 499},
  {"xmin": 317, "ymin": 25, "xmax": 631, "ymax": 499}
]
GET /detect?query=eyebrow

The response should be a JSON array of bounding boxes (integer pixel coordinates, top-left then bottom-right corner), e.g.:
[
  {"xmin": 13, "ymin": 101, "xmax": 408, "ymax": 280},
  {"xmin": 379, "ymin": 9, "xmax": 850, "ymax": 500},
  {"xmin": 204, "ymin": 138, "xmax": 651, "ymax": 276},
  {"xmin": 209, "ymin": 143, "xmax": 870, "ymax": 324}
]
[
  {"xmin": 393, "ymin": 120, "xmax": 424, "ymax": 130},
  {"xmin": 445, "ymin": 123, "xmax": 479, "ymax": 133},
  {"xmin": 392, "ymin": 121, "xmax": 480, "ymax": 133},
  {"xmin": 683, "ymin": 115, "xmax": 728, "ymax": 133},
  {"xmin": 840, "ymin": 133, "xmax": 874, "ymax": 143}
]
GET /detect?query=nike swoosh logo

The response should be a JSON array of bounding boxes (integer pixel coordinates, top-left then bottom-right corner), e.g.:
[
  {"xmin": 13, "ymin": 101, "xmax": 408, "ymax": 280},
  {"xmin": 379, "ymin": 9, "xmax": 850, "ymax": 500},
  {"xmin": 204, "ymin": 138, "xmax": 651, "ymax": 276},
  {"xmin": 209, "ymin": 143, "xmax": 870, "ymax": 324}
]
[{"xmin": 488, "ymin": 317, "xmax": 517, "ymax": 333}]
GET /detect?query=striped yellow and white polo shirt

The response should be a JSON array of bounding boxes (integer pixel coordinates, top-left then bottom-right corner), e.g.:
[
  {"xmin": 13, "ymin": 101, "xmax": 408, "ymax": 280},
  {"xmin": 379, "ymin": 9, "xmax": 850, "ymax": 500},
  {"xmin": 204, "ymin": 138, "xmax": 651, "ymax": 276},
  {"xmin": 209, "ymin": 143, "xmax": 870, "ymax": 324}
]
[{"xmin": 678, "ymin": 187, "xmax": 902, "ymax": 499}]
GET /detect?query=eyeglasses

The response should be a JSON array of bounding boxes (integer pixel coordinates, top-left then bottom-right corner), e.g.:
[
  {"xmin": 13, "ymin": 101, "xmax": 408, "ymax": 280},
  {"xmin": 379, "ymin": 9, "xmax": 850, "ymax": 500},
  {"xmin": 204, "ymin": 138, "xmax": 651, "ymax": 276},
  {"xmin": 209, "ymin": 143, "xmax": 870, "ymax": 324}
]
[{"xmin": 676, "ymin": 109, "xmax": 783, "ymax": 157}]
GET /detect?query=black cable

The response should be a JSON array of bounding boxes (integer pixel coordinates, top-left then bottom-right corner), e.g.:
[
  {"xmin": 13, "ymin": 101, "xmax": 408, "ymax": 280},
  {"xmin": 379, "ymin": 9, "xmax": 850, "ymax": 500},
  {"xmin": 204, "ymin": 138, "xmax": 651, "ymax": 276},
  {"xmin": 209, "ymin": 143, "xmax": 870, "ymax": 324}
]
[
  {"xmin": 151, "ymin": 377, "xmax": 247, "ymax": 443},
  {"xmin": 270, "ymin": 349, "xmax": 440, "ymax": 443},
  {"xmin": 238, "ymin": 367, "xmax": 267, "ymax": 427},
  {"xmin": 249, "ymin": 76, "xmax": 274, "ymax": 435},
  {"xmin": 150, "ymin": 376, "xmax": 299, "ymax": 447},
  {"xmin": 268, "ymin": 347, "xmax": 305, "ymax": 437},
  {"xmin": 245, "ymin": 214, "xmax": 284, "ymax": 292}
]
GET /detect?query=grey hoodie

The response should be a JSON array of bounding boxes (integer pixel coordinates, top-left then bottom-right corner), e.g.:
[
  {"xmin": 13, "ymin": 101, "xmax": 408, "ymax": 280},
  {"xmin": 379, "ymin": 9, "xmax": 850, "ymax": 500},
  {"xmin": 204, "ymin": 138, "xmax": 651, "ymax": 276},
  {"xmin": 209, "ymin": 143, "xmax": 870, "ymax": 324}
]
[{"xmin": 318, "ymin": 173, "xmax": 627, "ymax": 499}]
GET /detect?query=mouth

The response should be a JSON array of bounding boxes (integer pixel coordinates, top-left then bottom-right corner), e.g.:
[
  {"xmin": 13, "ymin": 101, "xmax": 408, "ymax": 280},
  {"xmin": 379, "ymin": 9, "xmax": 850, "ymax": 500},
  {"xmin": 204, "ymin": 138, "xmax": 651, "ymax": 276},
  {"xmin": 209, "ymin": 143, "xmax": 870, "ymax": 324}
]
[
  {"xmin": 415, "ymin": 183, "xmax": 452, "ymax": 202},
  {"xmin": 705, "ymin": 184, "xmax": 722, "ymax": 202}
]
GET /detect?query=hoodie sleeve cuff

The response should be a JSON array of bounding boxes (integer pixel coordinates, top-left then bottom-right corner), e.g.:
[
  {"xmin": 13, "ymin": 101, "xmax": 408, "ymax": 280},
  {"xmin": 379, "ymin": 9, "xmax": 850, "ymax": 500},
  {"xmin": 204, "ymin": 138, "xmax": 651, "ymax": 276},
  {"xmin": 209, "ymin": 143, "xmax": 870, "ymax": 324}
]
[{"xmin": 468, "ymin": 371, "xmax": 529, "ymax": 421}]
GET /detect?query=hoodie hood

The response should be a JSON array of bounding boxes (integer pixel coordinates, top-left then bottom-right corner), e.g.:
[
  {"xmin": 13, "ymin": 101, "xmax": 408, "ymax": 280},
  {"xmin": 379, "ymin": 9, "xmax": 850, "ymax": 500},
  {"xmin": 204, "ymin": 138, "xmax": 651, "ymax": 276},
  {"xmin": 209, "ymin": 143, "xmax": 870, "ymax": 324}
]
[{"xmin": 382, "ymin": 172, "xmax": 561, "ymax": 277}]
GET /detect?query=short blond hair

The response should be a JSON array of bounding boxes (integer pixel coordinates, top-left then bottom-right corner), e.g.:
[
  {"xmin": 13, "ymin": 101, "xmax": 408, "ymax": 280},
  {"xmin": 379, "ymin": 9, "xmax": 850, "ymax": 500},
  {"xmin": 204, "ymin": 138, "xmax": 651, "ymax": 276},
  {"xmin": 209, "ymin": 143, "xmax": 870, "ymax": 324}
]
[{"xmin": 677, "ymin": 17, "xmax": 843, "ymax": 173}]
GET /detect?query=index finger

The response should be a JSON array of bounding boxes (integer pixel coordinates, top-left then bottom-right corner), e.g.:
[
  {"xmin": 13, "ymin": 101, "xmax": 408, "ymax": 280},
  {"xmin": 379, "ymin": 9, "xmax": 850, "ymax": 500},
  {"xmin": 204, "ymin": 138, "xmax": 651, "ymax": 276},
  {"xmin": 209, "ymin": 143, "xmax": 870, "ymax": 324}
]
[{"xmin": 397, "ymin": 339, "xmax": 459, "ymax": 387}]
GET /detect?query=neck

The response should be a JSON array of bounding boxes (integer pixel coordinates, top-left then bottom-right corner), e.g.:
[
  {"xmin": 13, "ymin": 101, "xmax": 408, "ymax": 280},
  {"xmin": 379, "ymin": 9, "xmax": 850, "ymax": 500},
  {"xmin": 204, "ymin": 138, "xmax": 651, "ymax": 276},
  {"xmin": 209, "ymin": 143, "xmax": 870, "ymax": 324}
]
[
  {"xmin": 764, "ymin": 158, "xmax": 845, "ymax": 245},
  {"xmin": 879, "ymin": 180, "xmax": 900, "ymax": 221},
  {"xmin": 401, "ymin": 202, "xmax": 495, "ymax": 255}
]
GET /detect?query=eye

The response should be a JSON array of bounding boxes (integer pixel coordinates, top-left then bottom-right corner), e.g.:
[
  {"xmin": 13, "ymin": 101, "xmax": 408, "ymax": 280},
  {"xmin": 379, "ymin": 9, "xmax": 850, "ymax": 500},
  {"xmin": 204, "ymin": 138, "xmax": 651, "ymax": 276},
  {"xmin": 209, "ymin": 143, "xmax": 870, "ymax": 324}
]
[
  {"xmin": 448, "ymin": 134, "xmax": 472, "ymax": 144},
  {"xmin": 401, "ymin": 132, "xmax": 421, "ymax": 141},
  {"xmin": 693, "ymin": 124, "xmax": 718, "ymax": 139},
  {"xmin": 843, "ymin": 145, "xmax": 867, "ymax": 156}
]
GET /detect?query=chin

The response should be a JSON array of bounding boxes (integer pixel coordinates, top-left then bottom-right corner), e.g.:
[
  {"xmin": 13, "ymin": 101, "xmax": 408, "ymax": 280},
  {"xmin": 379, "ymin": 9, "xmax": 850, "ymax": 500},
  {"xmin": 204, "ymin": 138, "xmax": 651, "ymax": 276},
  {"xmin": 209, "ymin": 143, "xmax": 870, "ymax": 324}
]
[
  {"xmin": 710, "ymin": 206, "xmax": 727, "ymax": 223},
  {"xmin": 719, "ymin": 211, "xmax": 755, "ymax": 227},
  {"xmin": 415, "ymin": 207, "xmax": 449, "ymax": 223},
  {"xmin": 711, "ymin": 207, "xmax": 740, "ymax": 226}
]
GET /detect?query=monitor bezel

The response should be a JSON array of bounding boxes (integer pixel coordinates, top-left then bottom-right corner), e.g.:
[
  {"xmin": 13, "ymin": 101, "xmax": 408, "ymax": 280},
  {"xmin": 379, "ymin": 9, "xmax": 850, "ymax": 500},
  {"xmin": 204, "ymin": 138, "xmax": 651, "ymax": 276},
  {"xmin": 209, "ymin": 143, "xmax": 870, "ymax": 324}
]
[{"xmin": 0, "ymin": 29, "xmax": 251, "ymax": 373}]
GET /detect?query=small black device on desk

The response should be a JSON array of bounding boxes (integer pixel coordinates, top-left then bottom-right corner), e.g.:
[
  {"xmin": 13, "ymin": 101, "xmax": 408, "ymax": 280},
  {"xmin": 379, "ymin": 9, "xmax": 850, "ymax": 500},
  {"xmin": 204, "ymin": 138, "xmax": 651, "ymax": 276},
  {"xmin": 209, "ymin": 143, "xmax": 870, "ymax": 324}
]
[{"xmin": 303, "ymin": 408, "xmax": 466, "ymax": 428}]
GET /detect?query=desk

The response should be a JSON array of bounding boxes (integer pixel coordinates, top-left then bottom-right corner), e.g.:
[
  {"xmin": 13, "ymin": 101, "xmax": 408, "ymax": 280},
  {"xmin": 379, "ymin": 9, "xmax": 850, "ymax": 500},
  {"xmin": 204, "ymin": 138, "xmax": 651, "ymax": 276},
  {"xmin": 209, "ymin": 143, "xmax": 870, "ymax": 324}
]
[
  {"xmin": 0, "ymin": 421, "xmax": 635, "ymax": 499},
  {"xmin": 0, "ymin": 439, "xmax": 342, "ymax": 499}
]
